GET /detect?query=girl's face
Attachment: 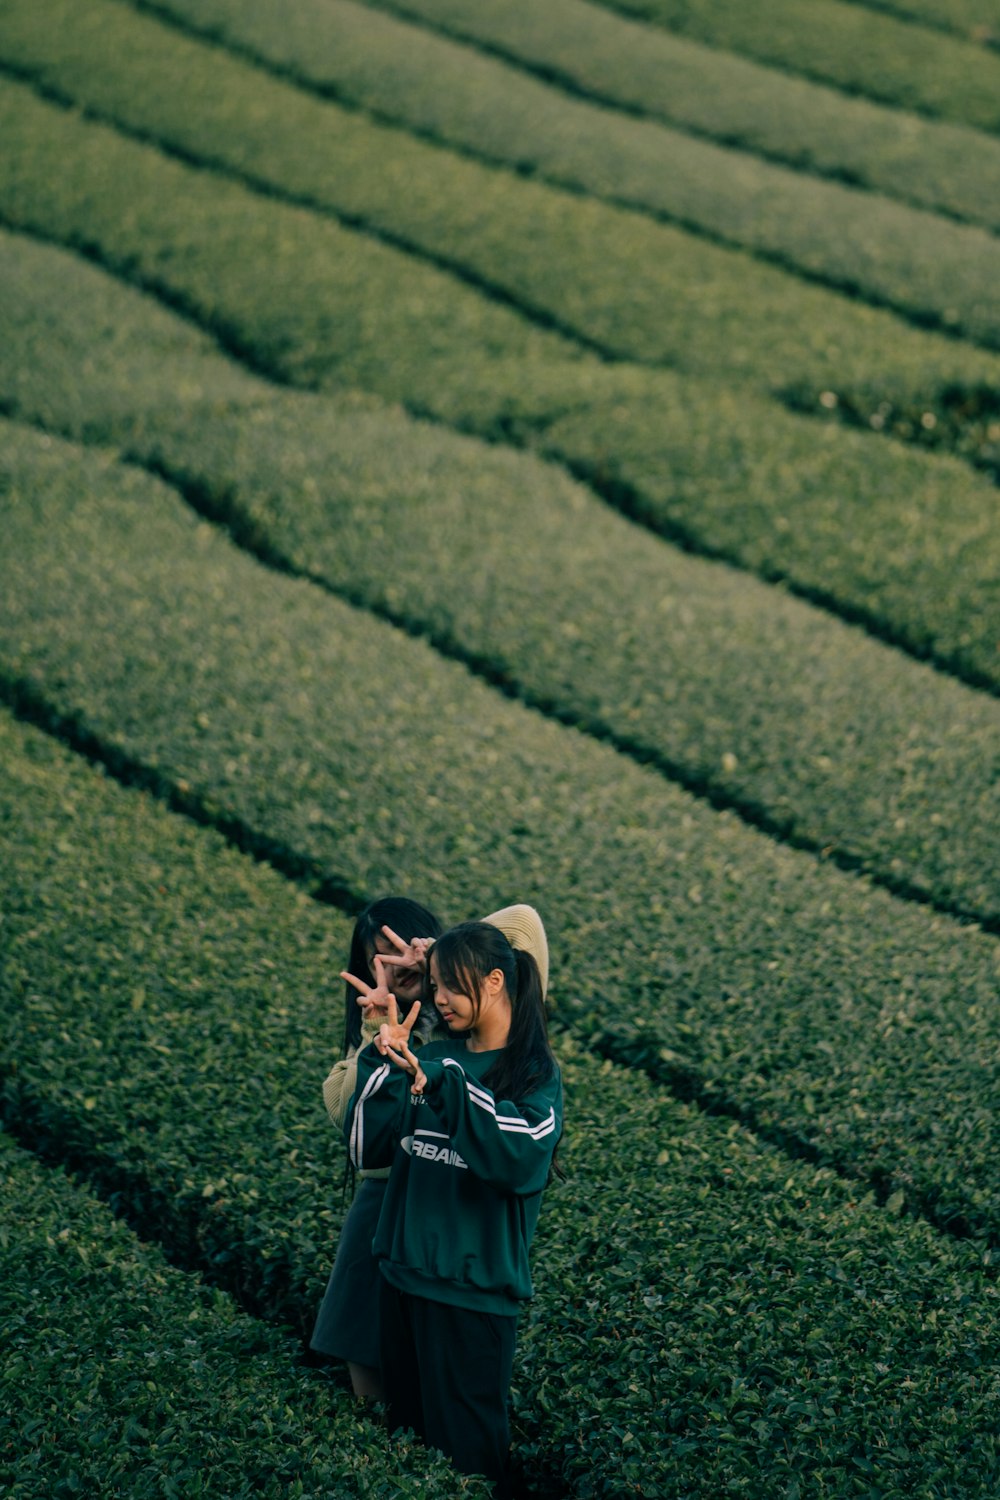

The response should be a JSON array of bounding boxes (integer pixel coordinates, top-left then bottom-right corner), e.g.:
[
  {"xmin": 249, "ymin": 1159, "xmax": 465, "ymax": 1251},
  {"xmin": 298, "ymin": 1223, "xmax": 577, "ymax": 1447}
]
[
  {"xmin": 428, "ymin": 952, "xmax": 478, "ymax": 1034},
  {"xmin": 370, "ymin": 933, "xmax": 423, "ymax": 1007}
]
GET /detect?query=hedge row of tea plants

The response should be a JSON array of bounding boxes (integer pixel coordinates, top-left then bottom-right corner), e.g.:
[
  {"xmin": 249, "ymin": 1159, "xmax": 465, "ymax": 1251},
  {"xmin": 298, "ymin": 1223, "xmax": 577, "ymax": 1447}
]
[
  {"xmin": 535, "ymin": 389, "xmax": 1000, "ymax": 692},
  {"xmin": 3, "ymin": 220, "xmax": 998, "ymax": 698},
  {"xmin": 2, "ymin": 233, "xmax": 998, "ymax": 889},
  {"xmin": 589, "ymin": 0, "xmax": 1000, "ymax": 131},
  {"xmin": 4, "ymin": 63, "xmax": 999, "ymax": 476},
  {"xmin": 2, "ymin": 92, "xmax": 999, "ymax": 674},
  {"xmin": 854, "ymin": 0, "xmax": 1000, "ymax": 42},
  {"xmin": 96, "ymin": 403, "xmax": 1000, "ymax": 918},
  {"xmin": 6, "ymin": 28, "xmax": 999, "ymax": 485},
  {"xmin": 3, "ymin": 421, "xmax": 999, "ymax": 1243},
  {"xmin": 326, "ymin": 0, "xmax": 1000, "ymax": 230},
  {"xmin": 0, "ymin": 1136, "xmax": 484, "ymax": 1499},
  {"xmin": 0, "ymin": 77, "xmax": 596, "ymax": 402},
  {"xmin": 2, "ymin": 714, "xmax": 998, "ymax": 1497},
  {"xmin": 7, "ymin": 0, "xmax": 1000, "ymax": 361}
]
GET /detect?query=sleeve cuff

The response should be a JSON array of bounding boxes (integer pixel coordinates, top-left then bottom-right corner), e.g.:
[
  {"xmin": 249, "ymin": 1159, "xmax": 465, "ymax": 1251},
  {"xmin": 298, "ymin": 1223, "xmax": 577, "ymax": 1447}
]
[{"xmin": 418, "ymin": 1059, "xmax": 446, "ymax": 1093}]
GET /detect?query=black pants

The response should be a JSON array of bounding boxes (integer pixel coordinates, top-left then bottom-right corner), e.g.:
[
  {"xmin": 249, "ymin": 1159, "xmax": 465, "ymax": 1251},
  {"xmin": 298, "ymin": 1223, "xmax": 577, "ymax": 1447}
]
[{"xmin": 378, "ymin": 1277, "xmax": 516, "ymax": 1496}]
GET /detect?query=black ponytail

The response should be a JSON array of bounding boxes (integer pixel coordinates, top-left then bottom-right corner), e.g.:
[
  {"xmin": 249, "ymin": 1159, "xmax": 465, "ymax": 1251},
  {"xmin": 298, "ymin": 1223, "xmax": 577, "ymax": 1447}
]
[
  {"xmin": 484, "ymin": 947, "xmax": 555, "ymax": 1105},
  {"xmin": 431, "ymin": 922, "xmax": 556, "ymax": 1105}
]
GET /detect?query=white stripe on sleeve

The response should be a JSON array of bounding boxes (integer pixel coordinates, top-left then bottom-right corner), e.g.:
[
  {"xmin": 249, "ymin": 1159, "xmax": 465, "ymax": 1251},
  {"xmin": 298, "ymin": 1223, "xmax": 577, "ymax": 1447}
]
[
  {"xmin": 441, "ymin": 1057, "xmax": 557, "ymax": 1139},
  {"xmin": 350, "ymin": 1061, "xmax": 391, "ymax": 1168}
]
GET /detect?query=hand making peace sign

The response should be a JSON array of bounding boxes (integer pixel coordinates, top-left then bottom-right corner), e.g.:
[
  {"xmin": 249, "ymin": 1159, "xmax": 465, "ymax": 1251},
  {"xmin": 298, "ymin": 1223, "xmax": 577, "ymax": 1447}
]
[
  {"xmin": 375, "ymin": 994, "xmax": 427, "ymax": 1095},
  {"xmin": 376, "ymin": 924, "xmax": 434, "ymax": 975},
  {"xmin": 340, "ymin": 954, "xmax": 396, "ymax": 1024}
]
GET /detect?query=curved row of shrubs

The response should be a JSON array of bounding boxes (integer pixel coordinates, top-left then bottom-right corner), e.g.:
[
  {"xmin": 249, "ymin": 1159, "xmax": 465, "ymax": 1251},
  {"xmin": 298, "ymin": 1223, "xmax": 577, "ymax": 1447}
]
[
  {"xmin": 851, "ymin": 0, "xmax": 1000, "ymax": 42},
  {"xmin": 3, "ymin": 38, "xmax": 998, "ymax": 499},
  {"xmin": 2, "ymin": 232, "xmax": 998, "ymax": 906},
  {"xmin": 0, "ymin": 1136, "xmax": 488, "ymax": 1499},
  {"xmin": 134, "ymin": 396, "xmax": 1000, "ymax": 920},
  {"xmin": 1, "ymin": 110, "xmax": 998, "ymax": 695},
  {"xmin": 2, "ymin": 420, "xmax": 998, "ymax": 1244},
  {"xmin": 246, "ymin": 0, "xmax": 1000, "ymax": 231},
  {"xmin": 588, "ymin": 0, "xmax": 1000, "ymax": 131},
  {"xmin": 5, "ymin": 0, "xmax": 1000, "ymax": 365},
  {"xmin": 4, "ymin": 57, "xmax": 999, "ymax": 477},
  {"xmin": 2, "ymin": 711, "xmax": 998, "ymax": 1497}
]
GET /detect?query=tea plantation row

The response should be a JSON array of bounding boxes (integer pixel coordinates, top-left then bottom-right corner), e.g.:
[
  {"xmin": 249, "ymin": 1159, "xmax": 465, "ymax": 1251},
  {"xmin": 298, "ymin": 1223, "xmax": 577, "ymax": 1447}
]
[
  {"xmin": 588, "ymin": 0, "xmax": 1000, "ymax": 130},
  {"xmin": 2, "ymin": 100, "xmax": 998, "ymax": 694},
  {"xmin": 3, "ymin": 419, "xmax": 999, "ymax": 1248},
  {"xmin": 7, "ymin": 0, "xmax": 1000, "ymax": 369},
  {"xmin": 853, "ymin": 0, "xmax": 1000, "ymax": 41},
  {"xmin": 285, "ymin": 0, "xmax": 1000, "ymax": 230},
  {"xmin": 8, "ymin": 9, "xmax": 1000, "ymax": 489},
  {"xmin": 2, "ymin": 235, "xmax": 998, "ymax": 923},
  {"xmin": 3, "ymin": 3, "xmax": 997, "ymax": 1494},
  {"xmin": 96, "ymin": 0, "xmax": 1000, "ymax": 332},
  {"xmin": 0, "ymin": 1137, "xmax": 478, "ymax": 1499},
  {"xmin": 2, "ymin": 712, "xmax": 998, "ymax": 1497}
]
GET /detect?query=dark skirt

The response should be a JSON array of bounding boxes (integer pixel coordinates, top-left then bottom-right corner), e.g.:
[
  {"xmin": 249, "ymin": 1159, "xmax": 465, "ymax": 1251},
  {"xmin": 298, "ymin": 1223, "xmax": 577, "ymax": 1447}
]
[{"xmin": 309, "ymin": 1176, "xmax": 387, "ymax": 1367}]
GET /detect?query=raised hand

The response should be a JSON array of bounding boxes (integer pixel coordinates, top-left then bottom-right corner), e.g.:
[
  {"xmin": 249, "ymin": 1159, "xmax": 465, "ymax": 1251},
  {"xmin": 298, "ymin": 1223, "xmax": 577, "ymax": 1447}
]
[
  {"xmin": 376, "ymin": 925, "xmax": 433, "ymax": 975},
  {"xmin": 340, "ymin": 954, "xmax": 395, "ymax": 1023},
  {"xmin": 375, "ymin": 995, "xmax": 427, "ymax": 1094}
]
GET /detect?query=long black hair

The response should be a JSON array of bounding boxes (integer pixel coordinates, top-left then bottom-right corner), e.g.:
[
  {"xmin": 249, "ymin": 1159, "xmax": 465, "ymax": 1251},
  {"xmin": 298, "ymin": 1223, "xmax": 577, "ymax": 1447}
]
[
  {"xmin": 342, "ymin": 896, "xmax": 443, "ymax": 1054},
  {"xmin": 430, "ymin": 920, "xmax": 556, "ymax": 1105}
]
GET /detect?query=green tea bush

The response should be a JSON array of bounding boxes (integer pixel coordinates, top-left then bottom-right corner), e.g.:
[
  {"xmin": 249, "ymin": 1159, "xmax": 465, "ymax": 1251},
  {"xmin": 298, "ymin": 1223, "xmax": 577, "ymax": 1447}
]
[
  {"xmin": 589, "ymin": 0, "xmax": 1000, "ymax": 131},
  {"xmin": 1, "ymin": 83, "xmax": 999, "ymax": 669},
  {"xmin": 0, "ymin": 238, "xmax": 268, "ymax": 441},
  {"xmin": 3, "ymin": 229, "xmax": 995, "ymax": 882},
  {"xmin": 2, "ymin": 718, "xmax": 998, "ymax": 1497},
  {"xmin": 536, "ymin": 388, "xmax": 1000, "ymax": 693},
  {"xmin": 0, "ymin": 1135, "xmax": 487, "ymax": 1498},
  {"xmin": 0, "ymin": 78, "xmax": 584, "ymax": 405},
  {"xmin": 3, "ymin": 227, "xmax": 997, "ymax": 696},
  {"xmin": 134, "ymin": 398, "xmax": 1000, "ymax": 918},
  {"xmin": 0, "ymin": 716, "xmax": 355, "ymax": 1331},
  {"xmin": 315, "ymin": 0, "xmax": 1000, "ymax": 231},
  {"xmin": 530, "ymin": 1043, "xmax": 1000, "ymax": 1499},
  {"xmin": 854, "ymin": 0, "xmax": 1000, "ymax": 42},
  {"xmin": 1, "ymin": 41, "xmax": 992, "ymax": 484},
  {"xmin": 5, "ymin": 13, "xmax": 1000, "ymax": 405},
  {"xmin": 3, "ymin": 8, "xmax": 998, "ymax": 1492},
  {"xmin": 2, "ymin": 424, "xmax": 999, "ymax": 1243}
]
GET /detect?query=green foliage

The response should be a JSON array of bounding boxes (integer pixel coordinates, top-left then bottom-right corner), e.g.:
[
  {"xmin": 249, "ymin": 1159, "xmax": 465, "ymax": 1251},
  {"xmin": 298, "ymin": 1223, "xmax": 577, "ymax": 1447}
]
[
  {"xmin": 4, "ymin": 4, "xmax": 1000, "ymax": 412},
  {"xmin": 0, "ymin": 76, "xmax": 578, "ymax": 405},
  {"xmin": 335, "ymin": 0, "xmax": 1000, "ymax": 233},
  {"xmin": 2, "ymin": 3, "xmax": 999, "ymax": 1491},
  {"xmin": 537, "ymin": 387, "xmax": 1000, "ymax": 693},
  {"xmin": 531, "ymin": 1043, "xmax": 1000, "ymax": 1498},
  {"xmin": 853, "ymin": 0, "xmax": 1000, "ymax": 43},
  {"xmin": 2, "ymin": 424, "xmax": 999, "ymax": 1246},
  {"xmin": 1, "ymin": 718, "xmax": 998, "ymax": 1496},
  {"xmin": 590, "ymin": 0, "xmax": 1000, "ymax": 131},
  {"xmin": 0, "ymin": 1136, "xmax": 489, "ymax": 1498},
  {"xmin": 0, "ymin": 75, "xmax": 998, "ymax": 669},
  {"xmin": 1, "ymin": 229, "xmax": 1000, "ymax": 888},
  {"xmin": 2, "ymin": 226, "xmax": 997, "ymax": 699},
  {"xmin": 133, "ymin": 400, "xmax": 1000, "ymax": 922}
]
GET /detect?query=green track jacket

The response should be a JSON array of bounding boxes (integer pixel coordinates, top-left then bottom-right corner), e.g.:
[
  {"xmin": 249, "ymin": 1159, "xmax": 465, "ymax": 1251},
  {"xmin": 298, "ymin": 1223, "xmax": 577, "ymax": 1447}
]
[{"xmin": 345, "ymin": 1040, "xmax": 563, "ymax": 1317}]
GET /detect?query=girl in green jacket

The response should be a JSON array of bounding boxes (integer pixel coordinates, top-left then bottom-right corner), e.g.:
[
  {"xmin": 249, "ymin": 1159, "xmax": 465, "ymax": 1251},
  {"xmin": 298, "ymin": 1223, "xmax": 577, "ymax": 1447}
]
[{"xmin": 345, "ymin": 920, "xmax": 562, "ymax": 1497}]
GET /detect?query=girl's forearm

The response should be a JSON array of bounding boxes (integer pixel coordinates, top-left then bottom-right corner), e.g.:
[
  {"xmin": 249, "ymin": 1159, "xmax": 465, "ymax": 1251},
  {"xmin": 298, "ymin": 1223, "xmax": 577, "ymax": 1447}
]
[
  {"xmin": 418, "ymin": 1060, "xmax": 561, "ymax": 1195},
  {"xmin": 344, "ymin": 1046, "xmax": 412, "ymax": 1170}
]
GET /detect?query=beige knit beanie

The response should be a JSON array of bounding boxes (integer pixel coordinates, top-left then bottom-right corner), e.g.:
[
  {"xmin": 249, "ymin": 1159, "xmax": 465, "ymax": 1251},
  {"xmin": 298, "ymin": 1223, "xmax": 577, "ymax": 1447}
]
[{"xmin": 481, "ymin": 903, "xmax": 550, "ymax": 1000}]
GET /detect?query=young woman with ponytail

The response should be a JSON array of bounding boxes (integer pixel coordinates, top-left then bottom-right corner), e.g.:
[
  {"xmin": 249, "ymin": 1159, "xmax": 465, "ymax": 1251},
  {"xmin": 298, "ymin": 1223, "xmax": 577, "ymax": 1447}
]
[{"xmin": 343, "ymin": 919, "xmax": 562, "ymax": 1497}]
